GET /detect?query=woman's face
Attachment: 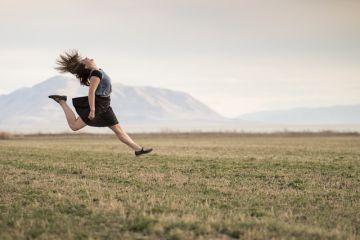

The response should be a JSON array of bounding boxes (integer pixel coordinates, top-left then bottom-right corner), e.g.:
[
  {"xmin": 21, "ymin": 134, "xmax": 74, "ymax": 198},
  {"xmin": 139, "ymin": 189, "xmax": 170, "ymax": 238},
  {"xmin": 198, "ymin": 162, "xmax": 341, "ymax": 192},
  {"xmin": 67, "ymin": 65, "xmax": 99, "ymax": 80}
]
[{"xmin": 80, "ymin": 57, "xmax": 97, "ymax": 69}]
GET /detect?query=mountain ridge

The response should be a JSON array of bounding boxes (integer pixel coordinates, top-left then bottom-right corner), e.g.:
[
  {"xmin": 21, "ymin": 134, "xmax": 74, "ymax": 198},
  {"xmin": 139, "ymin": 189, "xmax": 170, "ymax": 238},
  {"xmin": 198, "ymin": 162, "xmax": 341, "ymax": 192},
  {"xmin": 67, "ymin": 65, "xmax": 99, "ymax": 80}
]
[
  {"xmin": 0, "ymin": 75, "xmax": 228, "ymax": 133},
  {"xmin": 237, "ymin": 104, "xmax": 360, "ymax": 124},
  {"xmin": 1, "ymin": 75, "xmax": 360, "ymax": 133}
]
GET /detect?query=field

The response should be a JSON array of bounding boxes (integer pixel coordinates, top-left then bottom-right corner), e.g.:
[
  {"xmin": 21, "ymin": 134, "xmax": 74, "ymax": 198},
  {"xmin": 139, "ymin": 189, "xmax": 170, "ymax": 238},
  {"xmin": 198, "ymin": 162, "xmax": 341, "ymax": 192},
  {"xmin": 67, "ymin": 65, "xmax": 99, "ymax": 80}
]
[{"xmin": 0, "ymin": 132, "xmax": 359, "ymax": 239}]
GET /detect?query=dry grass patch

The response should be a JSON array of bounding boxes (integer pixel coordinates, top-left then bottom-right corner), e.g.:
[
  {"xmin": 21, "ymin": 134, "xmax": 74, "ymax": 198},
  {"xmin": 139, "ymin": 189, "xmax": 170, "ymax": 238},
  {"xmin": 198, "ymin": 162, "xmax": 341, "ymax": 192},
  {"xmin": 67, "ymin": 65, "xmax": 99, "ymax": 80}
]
[{"xmin": 0, "ymin": 133, "xmax": 359, "ymax": 239}]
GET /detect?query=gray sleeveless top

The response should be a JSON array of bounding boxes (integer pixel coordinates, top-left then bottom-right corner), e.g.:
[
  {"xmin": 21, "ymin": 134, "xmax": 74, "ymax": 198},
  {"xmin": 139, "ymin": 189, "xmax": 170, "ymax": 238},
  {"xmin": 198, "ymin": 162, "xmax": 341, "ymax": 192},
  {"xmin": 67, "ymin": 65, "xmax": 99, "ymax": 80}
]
[{"xmin": 88, "ymin": 68, "xmax": 112, "ymax": 97}]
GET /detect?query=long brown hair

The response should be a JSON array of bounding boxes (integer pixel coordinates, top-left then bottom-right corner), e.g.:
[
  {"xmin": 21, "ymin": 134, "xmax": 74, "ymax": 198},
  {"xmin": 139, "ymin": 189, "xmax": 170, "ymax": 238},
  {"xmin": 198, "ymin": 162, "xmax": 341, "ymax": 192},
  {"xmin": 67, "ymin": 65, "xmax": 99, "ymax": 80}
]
[{"xmin": 54, "ymin": 49, "xmax": 91, "ymax": 86}]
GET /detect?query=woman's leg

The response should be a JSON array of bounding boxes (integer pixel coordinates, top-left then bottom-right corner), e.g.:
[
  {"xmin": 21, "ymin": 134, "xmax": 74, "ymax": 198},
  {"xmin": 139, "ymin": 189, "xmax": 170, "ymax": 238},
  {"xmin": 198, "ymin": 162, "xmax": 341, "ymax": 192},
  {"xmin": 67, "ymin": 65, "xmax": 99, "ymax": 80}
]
[
  {"xmin": 58, "ymin": 100, "xmax": 87, "ymax": 131},
  {"xmin": 109, "ymin": 124, "xmax": 142, "ymax": 151}
]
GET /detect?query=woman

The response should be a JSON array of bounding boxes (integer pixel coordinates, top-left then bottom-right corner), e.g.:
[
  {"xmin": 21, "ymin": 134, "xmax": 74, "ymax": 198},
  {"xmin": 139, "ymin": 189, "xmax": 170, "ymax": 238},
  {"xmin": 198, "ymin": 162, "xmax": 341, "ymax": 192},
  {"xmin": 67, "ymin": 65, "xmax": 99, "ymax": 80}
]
[{"xmin": 49, "ymin": 49, "xmax": 152, "ymax": 156}]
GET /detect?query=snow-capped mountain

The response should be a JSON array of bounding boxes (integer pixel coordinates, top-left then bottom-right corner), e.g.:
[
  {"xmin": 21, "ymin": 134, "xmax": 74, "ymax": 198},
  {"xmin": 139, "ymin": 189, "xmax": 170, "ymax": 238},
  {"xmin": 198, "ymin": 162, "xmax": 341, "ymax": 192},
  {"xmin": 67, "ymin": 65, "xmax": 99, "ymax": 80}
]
[
  {"xmin": 1, "ymin": 75, "xmax": 360, "ymax": 134},
  {"xmin": 237, "ymin": 105, "xmax": 360, "ymax": 124},
  {"xmin": 0, "ymin": 75, "xmax": 227, "ymax": 133}
]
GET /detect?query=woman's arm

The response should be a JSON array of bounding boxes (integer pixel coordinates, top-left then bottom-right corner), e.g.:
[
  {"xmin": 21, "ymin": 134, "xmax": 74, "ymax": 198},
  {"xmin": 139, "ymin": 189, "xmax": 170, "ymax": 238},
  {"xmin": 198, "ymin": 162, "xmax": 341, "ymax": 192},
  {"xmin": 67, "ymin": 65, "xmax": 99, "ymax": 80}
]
[{"xmin": 88, "ymin": 76, "xmax": 101, "ymax": 111}]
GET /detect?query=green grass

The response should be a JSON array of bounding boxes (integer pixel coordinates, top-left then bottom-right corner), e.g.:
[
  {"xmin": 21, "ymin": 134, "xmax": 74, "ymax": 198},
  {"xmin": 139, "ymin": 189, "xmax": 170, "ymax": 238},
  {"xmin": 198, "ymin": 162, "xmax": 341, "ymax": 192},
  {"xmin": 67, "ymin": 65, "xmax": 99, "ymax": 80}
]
[{"xmin": 0, "ymin": 133, "xmax": 359, "ymax": 239}]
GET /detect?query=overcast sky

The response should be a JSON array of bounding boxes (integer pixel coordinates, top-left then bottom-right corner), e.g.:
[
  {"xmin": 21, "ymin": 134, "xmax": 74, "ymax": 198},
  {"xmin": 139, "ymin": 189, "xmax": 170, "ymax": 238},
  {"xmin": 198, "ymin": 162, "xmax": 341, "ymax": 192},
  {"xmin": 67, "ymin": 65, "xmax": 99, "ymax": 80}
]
[{"xmin": 0, "ymin": 0, "xmax": 359, "ymax": 117}]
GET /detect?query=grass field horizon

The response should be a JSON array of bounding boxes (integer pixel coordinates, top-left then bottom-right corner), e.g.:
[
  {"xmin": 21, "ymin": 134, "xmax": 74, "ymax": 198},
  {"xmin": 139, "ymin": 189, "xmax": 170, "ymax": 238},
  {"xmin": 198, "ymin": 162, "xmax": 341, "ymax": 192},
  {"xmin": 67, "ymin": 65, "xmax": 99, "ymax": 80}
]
[
  {"xmin": 1, "ymin": 129, "xmax": 360, "ymax": 139},
  {"xmin": 0, "ymin": 132, "xmax": 359, "ymax": 239}
]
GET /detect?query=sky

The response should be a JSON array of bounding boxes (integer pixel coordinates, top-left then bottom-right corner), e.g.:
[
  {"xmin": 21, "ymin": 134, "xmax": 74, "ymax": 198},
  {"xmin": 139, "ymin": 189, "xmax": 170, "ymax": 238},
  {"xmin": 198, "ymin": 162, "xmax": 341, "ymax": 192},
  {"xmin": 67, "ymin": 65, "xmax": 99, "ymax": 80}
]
[{"xmin": 0, "ymin": 0, "xmax": 359, "ymax": 117}]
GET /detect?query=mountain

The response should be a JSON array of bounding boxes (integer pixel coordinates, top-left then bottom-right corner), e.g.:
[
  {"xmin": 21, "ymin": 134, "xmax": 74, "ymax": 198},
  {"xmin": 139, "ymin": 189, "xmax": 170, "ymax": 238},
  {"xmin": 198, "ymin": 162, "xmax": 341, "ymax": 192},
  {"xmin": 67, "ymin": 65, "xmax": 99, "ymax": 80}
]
[
  {"xmin": 237, "ymin": 105, "xmax": 360, "ymax": 124},
  {"xmin": 0, "ymin": 75, "xmax": 228, "ymax": 133},
  {"xmin": 1, "ymin": 75, "xmax": 360, "ymax": 134}
]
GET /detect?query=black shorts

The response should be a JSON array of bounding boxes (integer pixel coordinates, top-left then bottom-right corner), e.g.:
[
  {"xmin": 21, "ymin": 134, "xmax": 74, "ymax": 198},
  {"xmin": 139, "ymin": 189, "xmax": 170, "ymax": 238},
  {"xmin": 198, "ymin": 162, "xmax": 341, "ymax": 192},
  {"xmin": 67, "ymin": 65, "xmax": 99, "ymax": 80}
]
[{"xmin": 72, "ymin": 95, "xmax": 119, "ymax": 127}]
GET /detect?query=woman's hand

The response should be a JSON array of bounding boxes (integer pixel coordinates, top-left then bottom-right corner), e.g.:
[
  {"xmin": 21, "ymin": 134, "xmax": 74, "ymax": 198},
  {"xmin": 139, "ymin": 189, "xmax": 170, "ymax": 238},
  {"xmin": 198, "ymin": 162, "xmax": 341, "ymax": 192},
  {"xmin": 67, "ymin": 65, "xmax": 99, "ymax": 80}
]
[{"xmin": 88, "ymin": 109, "xmax": 95, "ymax": 120}]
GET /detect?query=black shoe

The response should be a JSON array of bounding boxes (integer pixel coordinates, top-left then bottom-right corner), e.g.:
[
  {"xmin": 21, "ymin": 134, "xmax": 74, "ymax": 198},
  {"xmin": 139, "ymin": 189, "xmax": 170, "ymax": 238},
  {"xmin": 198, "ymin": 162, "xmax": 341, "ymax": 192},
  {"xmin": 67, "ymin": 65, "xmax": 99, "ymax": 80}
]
[
  {"xmin": 135, "ymin": 147, "xmax": 153, "ymax": 156},
  {"xmin": 48, "ymin": 95, "xmax": 67, "ymax": 103}
]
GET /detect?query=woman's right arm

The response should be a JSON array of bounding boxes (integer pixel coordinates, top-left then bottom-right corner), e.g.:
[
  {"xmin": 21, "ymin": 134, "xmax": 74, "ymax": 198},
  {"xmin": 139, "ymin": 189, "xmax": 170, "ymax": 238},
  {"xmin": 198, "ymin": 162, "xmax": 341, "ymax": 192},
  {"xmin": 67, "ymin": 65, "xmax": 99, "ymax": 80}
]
[{"xmin": 88, "ymin": 76, "xmax": 101, "ymax": 111}]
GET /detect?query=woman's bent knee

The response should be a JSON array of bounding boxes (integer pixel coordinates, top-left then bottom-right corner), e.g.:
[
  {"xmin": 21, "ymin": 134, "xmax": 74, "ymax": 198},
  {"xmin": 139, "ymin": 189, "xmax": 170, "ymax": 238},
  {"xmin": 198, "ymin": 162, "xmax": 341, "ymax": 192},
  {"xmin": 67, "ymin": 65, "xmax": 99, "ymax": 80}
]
[
  {"xmin": 70, "ymin": 118, "xmax": 86, "ymax": 131},
  {"xmin": 70, "ymin": 125, "xmax": 79, "ymax": 131},
  {"xmin": 70, "ymin": 123, "xmax": 82, "ymax": 131}
]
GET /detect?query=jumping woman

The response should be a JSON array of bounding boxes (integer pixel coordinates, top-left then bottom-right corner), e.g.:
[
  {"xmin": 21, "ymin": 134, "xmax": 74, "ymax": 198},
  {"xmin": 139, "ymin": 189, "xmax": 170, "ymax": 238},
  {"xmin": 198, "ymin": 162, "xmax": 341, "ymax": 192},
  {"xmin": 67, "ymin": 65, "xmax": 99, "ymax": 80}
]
[{"xmin": 49, "ymin": 49, "xmax": 152, "ymax": 156}]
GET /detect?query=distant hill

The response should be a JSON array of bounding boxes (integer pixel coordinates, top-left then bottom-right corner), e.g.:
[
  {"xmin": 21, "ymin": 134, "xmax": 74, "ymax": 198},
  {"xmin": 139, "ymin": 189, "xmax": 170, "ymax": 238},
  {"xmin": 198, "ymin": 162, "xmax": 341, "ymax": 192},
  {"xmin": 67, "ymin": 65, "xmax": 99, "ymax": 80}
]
[
  {"xmin": 0, "ymin": 75, "xmax": 227, "ymax": 133},
  {"xmin": 1, "ymin": 75, "xmax": 360, "ymax": 133},
  {"xmin": 237, "ymin": 105, "xmax": 360, "ymax": 124}
]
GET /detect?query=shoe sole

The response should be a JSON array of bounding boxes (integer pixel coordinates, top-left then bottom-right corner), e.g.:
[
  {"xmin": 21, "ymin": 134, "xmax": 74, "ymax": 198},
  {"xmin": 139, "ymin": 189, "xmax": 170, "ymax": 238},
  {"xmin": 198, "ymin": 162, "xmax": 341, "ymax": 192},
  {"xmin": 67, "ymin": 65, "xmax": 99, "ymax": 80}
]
[{"xmin": 49, "ymin": 95, "xmax": 67, "ymax": 102}]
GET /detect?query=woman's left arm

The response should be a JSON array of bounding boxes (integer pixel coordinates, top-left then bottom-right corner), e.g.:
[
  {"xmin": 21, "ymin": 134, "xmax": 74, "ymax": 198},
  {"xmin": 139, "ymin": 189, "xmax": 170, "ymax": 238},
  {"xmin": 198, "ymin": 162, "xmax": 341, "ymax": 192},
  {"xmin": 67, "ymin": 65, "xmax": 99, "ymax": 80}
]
[{"xmin": 88, "ymin": 76, "xmax": 101, "ymax": 119}]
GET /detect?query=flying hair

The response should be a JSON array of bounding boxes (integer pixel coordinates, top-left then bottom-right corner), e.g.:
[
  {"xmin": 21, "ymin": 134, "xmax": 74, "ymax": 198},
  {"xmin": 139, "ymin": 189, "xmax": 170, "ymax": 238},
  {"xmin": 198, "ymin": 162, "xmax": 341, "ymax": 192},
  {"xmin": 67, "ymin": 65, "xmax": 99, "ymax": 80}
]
[{"xmin": 54, "ymin": 49, "xmax": 91, "ymax": 86}]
